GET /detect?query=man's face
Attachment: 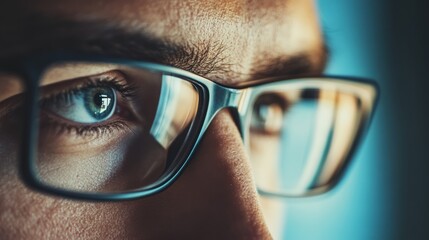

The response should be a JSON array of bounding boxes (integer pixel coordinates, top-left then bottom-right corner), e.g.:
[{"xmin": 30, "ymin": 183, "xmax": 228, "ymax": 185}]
[{"xmin": 0, "ymin": 0, "xmax": 325, "ymax": 238}]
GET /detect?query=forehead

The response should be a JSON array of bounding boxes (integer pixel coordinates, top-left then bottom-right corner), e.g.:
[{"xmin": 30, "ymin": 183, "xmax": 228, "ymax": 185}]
[{"xmin": 0, "ymin": 0, "xmax": 324, "ymax": 83}]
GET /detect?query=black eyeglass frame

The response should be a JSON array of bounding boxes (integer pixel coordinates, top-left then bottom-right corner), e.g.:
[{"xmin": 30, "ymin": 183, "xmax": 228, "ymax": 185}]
[{"xmin": 0, "ymin": 53, "xmax": 379, "ymax": 201}]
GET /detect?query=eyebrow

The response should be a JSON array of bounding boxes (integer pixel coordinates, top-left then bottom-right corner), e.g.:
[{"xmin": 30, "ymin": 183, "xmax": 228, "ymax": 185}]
[
  {"xmin": 249, "ymin": 47, "xmax": 329, "ymax": 80},
  {"xmin": 2, "ymin": 19, "xmax": 329, "ymax": 84},
  {"xmin": 75, "ymin": 30, "xmax": 232, "ymax": 79}
]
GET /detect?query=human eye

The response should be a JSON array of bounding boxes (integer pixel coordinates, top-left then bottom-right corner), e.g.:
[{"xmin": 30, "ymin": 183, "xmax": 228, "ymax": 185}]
[
  {"xmin": 39, "ymin": 71, "xmax": 139, "ymax": 141},
  {"xmin": 250, "ymin": 93, "xmax": 289, "ymax": 136},
  {"xmin": 43, "ymin": 80, "xmax": 118, "ymax": 124}
]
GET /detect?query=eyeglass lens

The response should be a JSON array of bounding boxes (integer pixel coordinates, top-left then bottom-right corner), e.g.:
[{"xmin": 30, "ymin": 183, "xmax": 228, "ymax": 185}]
[
  {"xmin": 35, "ymin": 62, "xmax": 200, "ymax": 193},
  {"xmin": 248, "ymin": 85, "xmax": 363, "ymax": 196}
]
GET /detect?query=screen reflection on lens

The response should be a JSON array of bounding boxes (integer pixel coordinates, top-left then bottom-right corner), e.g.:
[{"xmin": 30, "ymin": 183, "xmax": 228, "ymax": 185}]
[{"xmin": 35, "ymin": 62, "xmax": 200, "ymax": 193}]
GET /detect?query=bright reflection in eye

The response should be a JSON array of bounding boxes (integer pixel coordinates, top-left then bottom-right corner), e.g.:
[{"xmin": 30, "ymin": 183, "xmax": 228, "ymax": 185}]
[{"xmin": 44, "ymin": 86, "xmax": 117, "ymax": 124}]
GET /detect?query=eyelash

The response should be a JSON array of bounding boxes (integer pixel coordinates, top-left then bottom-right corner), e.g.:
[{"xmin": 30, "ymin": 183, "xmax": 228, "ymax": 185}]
[
  {"xmin": 39, "ymin": 76, "xmax": 137, "ymax": 137},
  {"xmin": 41, "ymin": 116, "xmax": 131, "ymax": 138},
  {"xmin": 40, "ymin": 76, "xmax": 136, "ymax": 104}
]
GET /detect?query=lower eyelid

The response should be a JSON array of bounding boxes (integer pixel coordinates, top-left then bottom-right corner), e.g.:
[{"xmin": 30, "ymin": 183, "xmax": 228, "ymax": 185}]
[
  {"xmin": 38, "ymin": 121, "xmax": 136, "ymax": 155},
  {"xmin": 38, "ymin": 113, "xmax": 138, "ymax": 153}
]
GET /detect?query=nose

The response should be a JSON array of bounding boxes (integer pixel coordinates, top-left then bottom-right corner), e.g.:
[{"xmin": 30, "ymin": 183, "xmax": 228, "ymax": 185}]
[{"xmin": 127, "ymin": 109, "xmax": 273, "ymax": 239}]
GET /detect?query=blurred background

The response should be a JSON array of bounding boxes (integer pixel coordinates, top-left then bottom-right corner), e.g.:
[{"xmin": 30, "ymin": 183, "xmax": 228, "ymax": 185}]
[{"xmin": 283, "ymin": 0, "xmax": 429, "ymax": 239}]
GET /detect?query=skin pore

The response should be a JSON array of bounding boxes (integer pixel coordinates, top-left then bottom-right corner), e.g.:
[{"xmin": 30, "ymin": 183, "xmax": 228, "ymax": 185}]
[{"xmin": 0, "ymin": 0, "xmax": 325, "ymax": 239}]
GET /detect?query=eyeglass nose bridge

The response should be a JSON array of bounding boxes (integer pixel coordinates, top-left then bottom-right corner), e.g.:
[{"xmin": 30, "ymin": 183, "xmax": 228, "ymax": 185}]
[{"xmin": 198, "ymin": 83, "xmax": 251, "ymax": 141}]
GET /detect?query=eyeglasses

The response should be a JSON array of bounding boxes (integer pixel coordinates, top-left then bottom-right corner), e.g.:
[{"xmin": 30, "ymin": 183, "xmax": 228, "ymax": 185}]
[{"xmin": 0, "ymin": 54, "xmax": 378, "ymax": 200}]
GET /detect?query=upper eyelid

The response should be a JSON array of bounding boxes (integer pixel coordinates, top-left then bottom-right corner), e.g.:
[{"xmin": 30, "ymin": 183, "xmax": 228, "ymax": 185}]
[{"xmin": 39, "ymin": 71, "xmax": 129, "ymax": 100}]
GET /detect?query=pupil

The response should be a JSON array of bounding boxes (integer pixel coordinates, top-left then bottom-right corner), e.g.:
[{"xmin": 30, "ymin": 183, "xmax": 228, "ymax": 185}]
[
  {"xmin": 84, "ymin": 87, "xmax": 115, "ymax": 120},
  {"xmin": 93, "ymin": 93, "xmax": 103, "ymax": 108}
]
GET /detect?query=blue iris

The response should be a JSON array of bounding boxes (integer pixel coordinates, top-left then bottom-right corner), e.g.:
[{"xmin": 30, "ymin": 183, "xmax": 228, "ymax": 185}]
[
  {"xmin": 46, "ymin": 86, "xmax": 117, "ymax": 124},
  {"xmin": 84, "ymin": 87, "xmax": 116, "ymax": 121}
]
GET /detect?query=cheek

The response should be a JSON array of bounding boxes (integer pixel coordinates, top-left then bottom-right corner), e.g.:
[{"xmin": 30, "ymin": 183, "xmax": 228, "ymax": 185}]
[
  {"xmin": 0, "ymin": 166, "xmax": 134, "ymax": 239},
  {"xmin": 0, "ymin": 128, "xmax": 134, "ymax": 239},
  {"xmin": 36, "ymin": 127, "xmax": 167, "ymax": 193},
  {"xmin": 0, "ymin": 122, "xmax": 174, "ymax": 239},
  {"xmin": 250, "ymin": 134, "xmax": 281, "ymax": 186}
]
